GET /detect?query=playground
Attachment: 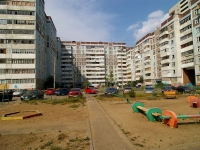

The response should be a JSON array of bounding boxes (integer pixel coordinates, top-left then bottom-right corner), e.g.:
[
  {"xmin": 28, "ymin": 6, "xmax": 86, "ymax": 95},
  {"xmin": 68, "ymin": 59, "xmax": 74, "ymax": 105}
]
[
  {"xmin": 98, "ymin": 96, "xmax": 200, "ymax": 149},
  {"xmin": 0, "ymin": 94, "xmax": 200, "ymax": 149}
]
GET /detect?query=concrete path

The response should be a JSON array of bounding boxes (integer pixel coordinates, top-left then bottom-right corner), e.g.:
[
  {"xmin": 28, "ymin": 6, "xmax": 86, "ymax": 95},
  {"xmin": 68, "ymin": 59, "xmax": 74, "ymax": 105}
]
[{"xmin": 87, "ymin": 96, "xmax": 136, "ymax": 150}]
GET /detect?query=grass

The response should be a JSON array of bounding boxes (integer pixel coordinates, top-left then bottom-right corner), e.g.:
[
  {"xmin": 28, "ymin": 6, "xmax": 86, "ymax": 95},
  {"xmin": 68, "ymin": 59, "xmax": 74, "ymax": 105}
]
[{"xmin": 22, "ymin": 97, "xmax": 86, "ymax": 105}]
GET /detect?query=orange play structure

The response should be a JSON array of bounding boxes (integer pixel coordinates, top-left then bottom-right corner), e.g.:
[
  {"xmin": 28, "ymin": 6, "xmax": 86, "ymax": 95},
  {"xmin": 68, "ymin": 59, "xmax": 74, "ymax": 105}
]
[{"xmin": 187, "ymin": 96, "xmax": 200, "ymax": 108}]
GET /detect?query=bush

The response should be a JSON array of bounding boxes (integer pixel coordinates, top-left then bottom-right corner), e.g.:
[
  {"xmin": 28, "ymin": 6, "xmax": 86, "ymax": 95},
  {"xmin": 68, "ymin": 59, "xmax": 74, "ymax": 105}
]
[
  {"xmin": 152, "ymin": 92, "xmax": 157, "ymax": 97},
  {"xmin": 128, "ymin": 90, "xmax": 136, "ymax": 98}
]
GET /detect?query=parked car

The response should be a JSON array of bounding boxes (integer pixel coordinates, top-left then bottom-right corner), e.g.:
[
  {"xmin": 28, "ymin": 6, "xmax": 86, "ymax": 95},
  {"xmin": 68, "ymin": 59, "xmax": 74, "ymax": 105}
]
[
  {"xmin": 68, "ymin": 88, "xmax": 82, "ymax": 97},
  {"xmin": 144, "ymin": 86, "xmax": 156, "ymax": 94},
  {"xmin": 0, "ymin": 89, "xmax": 13, "ymax": 101},
  {"xmin": 105, "ymin": 87, "xmax": 118, "ymax": 95},
  {"xmin": 123, "ymin": 87, "xmax": 133, "ymax": 93},
  {"xmin": 161, "ymin": 86, "xmax": 173, "ymax": 93},
  {"xmin": 55, "ymin": 88, "xmax": 69, "ymax": 96},
  {"xmin": 84, "ymin": 87, "xmax": 98, "ymax": 94},
  {"xmin": 46, "ymin": 88, "xmax": 55, "ymax": 95},
  {"xmin": 13, "ymin": 89, "xmax": 28, "ymax": 97},
  {"xmin": 176, "ymin": 86, "xmax": 195, "ymax": 94},
  {"xmin": 21, "ymin": 90, "xmax": 44, "ymax": 100}
]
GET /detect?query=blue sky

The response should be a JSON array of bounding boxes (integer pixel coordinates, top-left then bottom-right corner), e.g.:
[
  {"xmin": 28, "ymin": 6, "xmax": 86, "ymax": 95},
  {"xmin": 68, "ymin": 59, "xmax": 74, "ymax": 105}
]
[{"xmin": 45, "ymin": 0, "xmax": 179, "ymax": 47}]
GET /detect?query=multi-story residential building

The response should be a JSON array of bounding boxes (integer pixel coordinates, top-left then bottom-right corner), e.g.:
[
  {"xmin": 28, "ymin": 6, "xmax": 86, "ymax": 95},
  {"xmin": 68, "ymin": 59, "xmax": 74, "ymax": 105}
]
[
  {"xmin": 129, "ymin": 0, "xmax": 200, "ymax": 86},
  {"xmin": 191, "ymin": 0, "xmax": 200, "ymax": 85},
  {"xmin": 0, "ymin": 0, "xmax": 61, "ymax": 90},
  {"xmin": 46, "ymin": 16, "xmax": 61, "ymax": 87},
  {"xmin": 61, "ymin": 41, "xmax": 126, "ymax": 88},
  {"xmin": 0, "ymin": 0, "xmax": 46, "ymax": 90}
]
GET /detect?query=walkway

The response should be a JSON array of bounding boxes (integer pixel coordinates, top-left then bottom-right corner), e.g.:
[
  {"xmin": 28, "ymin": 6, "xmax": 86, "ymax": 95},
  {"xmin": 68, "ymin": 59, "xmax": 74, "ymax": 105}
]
[{"xmin": 87, "ymin": 96, "xmax": 136, "ymax": 150}]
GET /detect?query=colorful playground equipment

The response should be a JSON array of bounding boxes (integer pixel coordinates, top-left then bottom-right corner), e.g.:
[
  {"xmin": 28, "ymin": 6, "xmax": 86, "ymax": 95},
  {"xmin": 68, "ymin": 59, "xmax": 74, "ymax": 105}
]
[
  {"xmin": 132, "ymin": 102, "xmax": 200, "ymax": 128},
  {"xmin": 187, "ymin": 96, "xmax": 200, "ymax": 108}
]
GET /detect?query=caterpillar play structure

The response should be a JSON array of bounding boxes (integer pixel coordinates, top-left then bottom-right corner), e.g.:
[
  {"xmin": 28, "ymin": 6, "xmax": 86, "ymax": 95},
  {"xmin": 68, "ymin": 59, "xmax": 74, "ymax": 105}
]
[
  {"xmin": 187, "ymin": 96, "xmax": 200, "ymax": 108},
  {"xmin": 132, "ymin": 102, "xmax": 200, "ymax": 128}
]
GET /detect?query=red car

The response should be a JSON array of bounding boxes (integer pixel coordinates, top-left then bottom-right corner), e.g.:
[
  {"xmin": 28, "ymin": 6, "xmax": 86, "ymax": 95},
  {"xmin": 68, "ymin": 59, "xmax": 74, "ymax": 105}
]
[
  {"xmin": 68, "ymin": 88, "xmax": 83, "ymax": 97},
  {"xmin": 84, "ymin": 87, "xmax": 98, "ymax": 94},
  {"xmin": 46, "ymin": 88, "xmax": 55, "ymax": 95}
]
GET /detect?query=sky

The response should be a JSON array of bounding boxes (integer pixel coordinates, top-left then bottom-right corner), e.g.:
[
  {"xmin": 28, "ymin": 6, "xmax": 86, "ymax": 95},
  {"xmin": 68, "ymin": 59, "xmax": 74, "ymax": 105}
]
[{"xmin": 45, "ymin": 0, "xmax": 180, "ymax": 47}]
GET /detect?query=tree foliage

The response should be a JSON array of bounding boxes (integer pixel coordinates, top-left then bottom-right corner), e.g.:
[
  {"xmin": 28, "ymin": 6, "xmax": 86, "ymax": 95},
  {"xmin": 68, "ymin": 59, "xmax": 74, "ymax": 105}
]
[
  {"xmin": 44, "ymin": 76, "xmax": 54, "ymax": 89},
  {"xmin": 83, "ymin": 78, "xmax": 89, "ymax": 88}
]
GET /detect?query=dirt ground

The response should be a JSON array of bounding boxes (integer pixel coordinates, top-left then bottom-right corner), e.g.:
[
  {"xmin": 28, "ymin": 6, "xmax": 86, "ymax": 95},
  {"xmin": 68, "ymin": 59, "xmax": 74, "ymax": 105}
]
[
  {"xmin": 0, "ymin": 96, "xmax": 90, "ymax": 150},
  {"xmin": 97, "ymin": 96, "xmax": 200, "ymax": 150},
  {"xmin": 0, "ymin": 94, "xmax": 200, "ymax": 150}
]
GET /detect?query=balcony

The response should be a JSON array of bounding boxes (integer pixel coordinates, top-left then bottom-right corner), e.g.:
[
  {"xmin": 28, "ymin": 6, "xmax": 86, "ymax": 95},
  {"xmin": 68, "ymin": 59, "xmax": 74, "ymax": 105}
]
[
  {"xmin": 162, "ymin": 73, "xmax": 172, "ymax": 77},
  {"xmin": 180, "ymin": 37, "xmax": 193, "ymax": 45},
  {"xmin": 144, "ymin": 70, "xmax": 151, "ymax": 74},
  {"xmin": 144, "ymin": 76, "xmax": 152, "ymax": 80},
  {"xmin": 180, "ymin": 29, "xmax": 192, "ymax": 37},
  {"xmin": 161, "ymin": 59, "xmax": 171, "ymax": 64},
  {"xmin": 159, "ymin": 37, "xmax": 169, "ymax": 44},
  {"xmin": 161, "ymin": 66, "xmax": 171, "ymax": 70},
  {"xmin": 144, "ymin": 65, "xmax": 151, "ymax": 68},
  {"xmin": 159, "ymin": 31, "xmax": 169, "ymax": 37},
  {"xmin": 182, "ymin": 62, "xmax": 194, "ymax": 68},
  {"xmin": 180, "ymin": 21, "xmax": 191, "ymax": 29},
  {"xmin": 160, "ymin": 52, "xmax": 170, "ymax": 58},
  {"xmin": 181, "ymin": 45, "xmax": 193, "ymax": 53}
]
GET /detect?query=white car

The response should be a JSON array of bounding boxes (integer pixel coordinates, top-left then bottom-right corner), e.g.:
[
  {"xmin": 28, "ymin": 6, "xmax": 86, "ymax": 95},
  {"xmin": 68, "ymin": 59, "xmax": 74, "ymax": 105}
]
[{"xmin": 13, "ymin": 89, "xmax": 28, "ymax": 97}]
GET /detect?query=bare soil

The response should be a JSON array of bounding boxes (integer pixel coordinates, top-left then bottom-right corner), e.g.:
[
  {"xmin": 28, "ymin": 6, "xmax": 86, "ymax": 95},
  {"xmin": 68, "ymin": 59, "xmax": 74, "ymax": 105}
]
[
  {"xmin": 0, "ymin": 96, "xmax": 90, "ymax": 150},
  {"xmin": 97, "ymin": 95, "xmax": 200, "ymax": 150},
  {"xmin": 0, "ymin": 94, "xmax": 200, "ymax": 150}
]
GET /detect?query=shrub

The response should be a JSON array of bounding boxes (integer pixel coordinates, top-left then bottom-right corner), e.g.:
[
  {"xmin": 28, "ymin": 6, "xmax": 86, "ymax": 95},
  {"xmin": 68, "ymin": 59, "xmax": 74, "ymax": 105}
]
[{"xmin": 128, "ymin": 90, "xmax": 136, "ymax": 98}]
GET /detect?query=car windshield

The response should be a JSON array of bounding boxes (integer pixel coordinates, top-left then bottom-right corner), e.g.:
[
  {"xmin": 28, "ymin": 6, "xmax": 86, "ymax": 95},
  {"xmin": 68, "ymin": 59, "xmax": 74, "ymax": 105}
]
[{"xmin": 145, "ymin": 87, "xmax": 154, "ymax": 90}]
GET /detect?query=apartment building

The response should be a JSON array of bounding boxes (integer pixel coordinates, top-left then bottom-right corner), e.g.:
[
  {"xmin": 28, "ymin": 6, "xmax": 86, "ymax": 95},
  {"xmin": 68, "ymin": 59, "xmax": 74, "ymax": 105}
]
[
  {"xmin": 61, "ymin": 41, "xmax": 126, "ymax": 88},
  {"xmin": 0, "ymin": 0, "xmax": 61, "ymax": 90},
  {"xmin": 129, "ymin": 0, "xmax": 200, "ymax": 86},
  {"xmin": 46, "ymin": 16, "xmax": 61, "ymax": 86}
]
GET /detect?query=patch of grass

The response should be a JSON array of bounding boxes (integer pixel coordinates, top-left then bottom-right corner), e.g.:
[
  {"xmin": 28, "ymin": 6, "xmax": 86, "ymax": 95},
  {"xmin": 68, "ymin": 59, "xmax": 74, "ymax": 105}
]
[
  {"xmin": 40, "ymin": 140, "xmax": 53, "ymax": 149},
  {"xmin": 41, "ymin": 97, "xmax": 86, "ymax": 105},
  {"xmin": 22, "ymin": 100, "xmax": 38, "ymax": 105},
  {"xmin": 57, "ymin": 134, "xmax": 67, "ymax": 140},
  {"xmin": 69, "ymin": 104, "xmax": 79, "ymax": 108}
]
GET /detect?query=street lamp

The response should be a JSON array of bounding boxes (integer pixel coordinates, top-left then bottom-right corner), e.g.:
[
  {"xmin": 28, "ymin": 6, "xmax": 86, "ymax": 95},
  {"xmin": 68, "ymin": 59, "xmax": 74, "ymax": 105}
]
[{"xmin": 53, "ymin": 57, "xmax": 56, "ymax": 89}]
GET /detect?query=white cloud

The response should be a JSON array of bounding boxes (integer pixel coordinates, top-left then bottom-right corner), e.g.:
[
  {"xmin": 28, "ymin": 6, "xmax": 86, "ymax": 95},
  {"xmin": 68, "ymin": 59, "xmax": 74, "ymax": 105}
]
[
  {"xmin": 127, "ymin": 24, "xmax": 139, "ymax": 31},
  {"xmin": 131, "ymin": 10, "xmax": 169, "ymax": 41},
  {"xmin": 45, "ymin": 0, "xmax": 114, "ymax": 42}
]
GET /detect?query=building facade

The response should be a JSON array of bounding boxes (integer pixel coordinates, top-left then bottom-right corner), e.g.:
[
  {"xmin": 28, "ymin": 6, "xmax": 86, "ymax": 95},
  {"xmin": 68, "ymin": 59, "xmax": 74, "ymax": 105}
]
[
  {"xmin": 61, "ymin": 41, "xmax": 126, "ymax": 88},
  {"xmin": 0, "ymin": 0, "xmax": 61, "ymax": 90}
]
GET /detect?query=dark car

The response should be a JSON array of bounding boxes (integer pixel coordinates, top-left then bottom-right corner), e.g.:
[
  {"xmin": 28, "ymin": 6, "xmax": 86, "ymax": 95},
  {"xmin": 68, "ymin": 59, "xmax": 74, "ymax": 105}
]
[
  {"xmin": 105, "ymin": 87, "xmax": 118, "ymax": 95},
  {"xmin": 21, "ymin": 90, "xmax": 44, "ymax": 100},
  {"xmin": 0, "ymin": 89, "xmax": 13, "ymax": 101},
  {"xmin": 68, "ymin": 88, "xmax": 82, "ymax": 97},
  {"xmin": 176, "ymin": 86, "xmax": 195, "ymax": 94},
  {"xmin": 161, "ymin": 86, "xmax": 173, "ymax": 93},
  {"xmin": 84, "ymin": 87, "xmax": 98, "ymax": 94},
  {"xmin": 55, "ymin": 88, "xmax": 69, "ymax": 96}
]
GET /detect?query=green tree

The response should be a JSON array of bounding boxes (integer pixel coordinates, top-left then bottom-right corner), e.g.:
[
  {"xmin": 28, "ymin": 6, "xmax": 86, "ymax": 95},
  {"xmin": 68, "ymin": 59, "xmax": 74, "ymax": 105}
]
[
  {"xmin": 107, "ymin": 71, "xmax": 114, "ymax": 86},
  {"xmin": 138, "ymin": 76, "xmax": 144, "ymax": 84},
  {"xmin": 83, "ymin": 78, "xmax": 89, "ymax": 88}
]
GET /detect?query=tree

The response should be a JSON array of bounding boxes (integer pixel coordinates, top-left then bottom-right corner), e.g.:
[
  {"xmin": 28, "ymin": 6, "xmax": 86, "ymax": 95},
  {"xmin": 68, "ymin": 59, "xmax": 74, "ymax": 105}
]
[
  {"xmin": 83, "ymin": 78, "xmax": 89, "ymax": 88},
  {"xmin": 44, "ymin": 76, "xmax": 54, "ymax": 89},
  {"xmin": 107, "ymin": 71, "xmax": 114, "ymax": 87},
  {"xmin": 138, "ymin": 76, "xmax": 144, "ymax": 84}
]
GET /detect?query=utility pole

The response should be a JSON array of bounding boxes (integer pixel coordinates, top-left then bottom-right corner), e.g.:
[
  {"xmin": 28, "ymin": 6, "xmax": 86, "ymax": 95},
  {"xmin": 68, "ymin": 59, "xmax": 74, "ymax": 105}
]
[{"xmin": 54, "ymin": 57, "xmax": 56, "ymax": 89}]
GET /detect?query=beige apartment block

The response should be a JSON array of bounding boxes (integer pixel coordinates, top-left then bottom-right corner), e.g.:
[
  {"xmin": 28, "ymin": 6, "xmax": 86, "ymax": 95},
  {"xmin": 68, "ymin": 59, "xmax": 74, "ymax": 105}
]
[{"xmin": 61, "ymin": 41, "xmax": 126, "ymax": 88}]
